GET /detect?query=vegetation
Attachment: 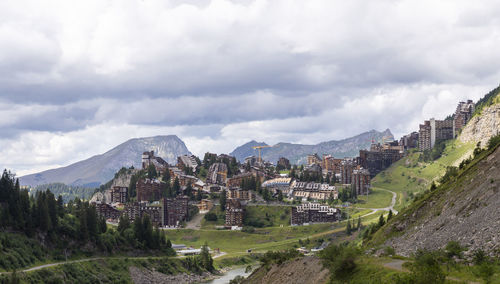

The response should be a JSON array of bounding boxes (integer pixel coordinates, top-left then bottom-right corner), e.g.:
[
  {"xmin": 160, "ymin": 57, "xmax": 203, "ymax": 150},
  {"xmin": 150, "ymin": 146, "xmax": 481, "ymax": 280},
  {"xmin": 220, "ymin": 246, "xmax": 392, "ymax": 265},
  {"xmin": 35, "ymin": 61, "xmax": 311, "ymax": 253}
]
[
  {"xmin": 473, "ymin": 84, "xmax": 500, "ymax": 117},
  {"xmin": 32, "ymin": 183, "xmax": 95, "ymax": 203},
  {"xmin": 0, "ymin": 256, "xmax": 216, "ymax": 284},
  {"xmin": 0, "ymin": 170, "xmax": 174, "ymax": 271},
  {"xmin": 243, "ymin": 206, "xmax": 290, "ymax": 228}
]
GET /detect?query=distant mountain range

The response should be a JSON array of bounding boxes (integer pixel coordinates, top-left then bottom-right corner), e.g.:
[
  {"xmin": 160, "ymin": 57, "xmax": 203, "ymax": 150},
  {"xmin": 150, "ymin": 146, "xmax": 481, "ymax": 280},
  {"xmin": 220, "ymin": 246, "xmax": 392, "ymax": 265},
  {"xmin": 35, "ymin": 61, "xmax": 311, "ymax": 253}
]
[
  {"xmin": 230, "ymin": 129, "xmax": 394, "ymax": 164},
  {"xmin": 20, "ymin": 135, "xmax": 191, "ymax": 187}
]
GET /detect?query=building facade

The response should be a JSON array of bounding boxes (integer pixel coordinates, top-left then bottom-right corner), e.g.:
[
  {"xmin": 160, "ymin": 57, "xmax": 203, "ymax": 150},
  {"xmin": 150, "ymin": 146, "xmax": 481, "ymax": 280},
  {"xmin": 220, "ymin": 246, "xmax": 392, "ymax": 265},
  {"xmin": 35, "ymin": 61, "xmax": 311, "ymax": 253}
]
[
  {"xmin": 291, "ymin": 202, "xmax": 341, "ymax": 225},
  {"xmin": 136, "ymin": 178, "xmax": 163, "ymax": 202},
  {"xmin": 352, "ymin": 168, "xmax": 371, "ymax": 195},
  {"xmin": 225, "ymin": 199, "xmax": 245, "ymax": 227},
  {"xmin": 111, "ymin": 186, "xmax": 128, "ymax": 203},
  {"xmin": 454, "ymin": 100, "xmax": 475, "ymax": 131},
  {"xmin": 163, "ymin": 196, "xmax": 189, "ymax": 227}
]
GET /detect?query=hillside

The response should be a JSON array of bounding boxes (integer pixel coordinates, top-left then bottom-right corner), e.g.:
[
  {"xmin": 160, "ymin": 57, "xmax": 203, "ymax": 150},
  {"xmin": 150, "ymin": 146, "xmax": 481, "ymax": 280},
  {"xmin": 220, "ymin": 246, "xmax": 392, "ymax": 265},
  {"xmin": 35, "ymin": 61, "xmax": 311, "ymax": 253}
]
[
  {"xmin": 372, "ymin": 140, "xmax": 475, "ymax": 211},
  {"xmin": 230, "ymin": 129, "xmax": 393, "ymax": 164},
  {"xmin": 373, "ymin": 140, "xmax": 500, "ymax": 257},
  {"xmin": 20, "ymin": 135, "xmax": 191, "ymax": 187},
  {"xmin": 243, "ymin": 256, "xmax": 329, "ymax": 284}
]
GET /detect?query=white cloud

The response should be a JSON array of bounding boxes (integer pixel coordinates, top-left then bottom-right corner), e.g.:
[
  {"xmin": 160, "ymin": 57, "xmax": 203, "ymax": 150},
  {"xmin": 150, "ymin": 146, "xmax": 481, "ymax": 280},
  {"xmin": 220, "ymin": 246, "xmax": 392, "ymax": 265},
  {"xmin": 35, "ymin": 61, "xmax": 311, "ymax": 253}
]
[{"xmin": 1, "ymin": 0, "xmax": 500, "ymax": 175}]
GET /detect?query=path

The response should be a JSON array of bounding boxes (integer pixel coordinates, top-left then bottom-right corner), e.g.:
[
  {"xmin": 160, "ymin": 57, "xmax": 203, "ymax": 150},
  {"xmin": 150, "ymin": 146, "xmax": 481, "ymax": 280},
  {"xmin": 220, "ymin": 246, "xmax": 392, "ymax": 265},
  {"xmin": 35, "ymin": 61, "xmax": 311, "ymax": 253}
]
[
  {"xmin": 355, "ymin": 188, "xmax": 398, "ymax": 218},
  {"xmin": 185, "ymin": 212, "xmax": 205, "ymax": 230}
]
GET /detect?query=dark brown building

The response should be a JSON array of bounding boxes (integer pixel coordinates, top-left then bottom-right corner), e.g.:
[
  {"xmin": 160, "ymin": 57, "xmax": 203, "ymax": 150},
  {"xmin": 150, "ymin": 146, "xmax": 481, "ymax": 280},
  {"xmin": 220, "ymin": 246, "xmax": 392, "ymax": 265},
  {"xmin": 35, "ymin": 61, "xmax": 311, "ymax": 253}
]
[
  {"xmin": 352, "ymin": 168, "xmax": 371, "ymax": 195},
  {"xmin": 454, "ymin": 100, "xmax": 475, "ymax": 131},
  {"xmin": 291, "ymin": 202, "xmax": 341, "ymax": 225},
  {"xmin": 225, "ymin": 199, "xmax": 245, "ymax": 227},
  {"xmin": 163, "ymin": 196, "xmax": 189, "ymax": 227},
  {"xmin": 206, "ymin": 162, "xmax": 228, "ymax": 185},
  {"xmin": 358, "ymin": 146, "xmax": 402, "ymax": 178},
  {"xmin": 340, "ymin": 160, "xmax": 356, "ymax": 184},
  {"xmin": 124, "ymin": 202, "xmax": 163, "ymax": 227},
  {"xmin": 111, "ymin": 186, "xmax": 128, "ymax": 203},
  {"xmin": 226, "ymin": 188, "xmax": 253, "ymax": 201},
  {"xmin": 94, "ymin": 202, "xmax": 121, "ymax": 221},
  {"xmin": 277, "ymin": 157, "xmax": 291, "ymax": 170},
  {"xmin": 136, "ymin": 178, "xmax": 163, "ymax": 202}
]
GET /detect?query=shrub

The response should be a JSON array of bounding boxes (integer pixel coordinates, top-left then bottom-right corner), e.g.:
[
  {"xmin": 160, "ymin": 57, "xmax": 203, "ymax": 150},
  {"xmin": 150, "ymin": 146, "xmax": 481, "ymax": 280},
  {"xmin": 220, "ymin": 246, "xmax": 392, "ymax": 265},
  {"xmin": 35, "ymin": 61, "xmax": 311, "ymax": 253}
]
[
  {"xmin": 320, "ymin": 244, "xmax": 360, "ymax": 281},
  {"xmin": 409, "ymin": 249, "xmax": 446, "ymax": 284},
  {"xmin": 204, "ymin": 212, "xmax": 218, "ymax": 222}
]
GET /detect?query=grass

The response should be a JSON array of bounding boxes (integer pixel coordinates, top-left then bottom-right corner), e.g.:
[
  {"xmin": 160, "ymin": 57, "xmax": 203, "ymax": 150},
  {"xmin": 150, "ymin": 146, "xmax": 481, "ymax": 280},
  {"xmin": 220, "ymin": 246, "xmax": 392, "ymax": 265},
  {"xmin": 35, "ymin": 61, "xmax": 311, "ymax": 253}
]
[
  {"xmin": 355, "ymin": 187, "xmax": 393, "ymax": 209},
  {"xmin": 164, "ymin": 223, "xmax": 341, "ymax": 255},
  {"xmin": 244, "ymin": 205, "xmax": 291, "ymax": 227}
]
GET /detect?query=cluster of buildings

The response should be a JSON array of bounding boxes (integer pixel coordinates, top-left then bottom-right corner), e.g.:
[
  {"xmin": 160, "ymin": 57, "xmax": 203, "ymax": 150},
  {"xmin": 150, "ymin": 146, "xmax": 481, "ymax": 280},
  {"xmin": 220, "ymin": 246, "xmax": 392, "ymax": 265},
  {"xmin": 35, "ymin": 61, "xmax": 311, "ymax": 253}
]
[
  {"xmin": 93, "ymin": 151, "xmax": 198, "ymax": 228},
  {"xmin": 418, "ymin": 100, "xmax": 475, "ymax": 151}
]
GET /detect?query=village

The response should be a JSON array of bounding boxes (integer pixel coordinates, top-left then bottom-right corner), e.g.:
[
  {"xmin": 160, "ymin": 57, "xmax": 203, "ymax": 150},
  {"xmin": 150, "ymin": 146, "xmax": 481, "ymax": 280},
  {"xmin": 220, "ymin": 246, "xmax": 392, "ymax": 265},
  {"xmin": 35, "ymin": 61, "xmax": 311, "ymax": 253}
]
[{"xmin": 90, "ymin": 100, "xmax": 476, "ymax": 243}]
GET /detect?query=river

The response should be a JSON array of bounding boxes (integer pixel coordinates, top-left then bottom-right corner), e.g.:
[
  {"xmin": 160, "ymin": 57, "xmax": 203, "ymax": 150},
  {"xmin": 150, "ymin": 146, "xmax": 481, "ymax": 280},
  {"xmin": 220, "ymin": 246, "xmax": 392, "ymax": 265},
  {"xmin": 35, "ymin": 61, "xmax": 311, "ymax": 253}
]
[{"xmin": 203, "ymin": 266, "xmax": 254, "ymax": 284}]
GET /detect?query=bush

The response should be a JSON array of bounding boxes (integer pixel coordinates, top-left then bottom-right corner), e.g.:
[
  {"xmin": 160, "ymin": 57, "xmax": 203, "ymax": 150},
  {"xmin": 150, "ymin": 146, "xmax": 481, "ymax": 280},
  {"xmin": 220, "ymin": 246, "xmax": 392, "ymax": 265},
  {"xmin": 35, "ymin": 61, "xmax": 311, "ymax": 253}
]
[
  {"xmin": 445, "ymin": 241, "xmax": 464, "ymax": 259},
  {"xmin": 409, "ymin": 249, "xmax": 446, "ymax": 284},
  {"xmin": 487, "ymin": 133, "xmax": 500, "ymax": 150},
  {"xmin": 320, "ymin": 244, "xmax": 360, "ymax": 281},
  {"xmin": 204, "ymin": 212, "xmax": 218, "ymax": 222}
]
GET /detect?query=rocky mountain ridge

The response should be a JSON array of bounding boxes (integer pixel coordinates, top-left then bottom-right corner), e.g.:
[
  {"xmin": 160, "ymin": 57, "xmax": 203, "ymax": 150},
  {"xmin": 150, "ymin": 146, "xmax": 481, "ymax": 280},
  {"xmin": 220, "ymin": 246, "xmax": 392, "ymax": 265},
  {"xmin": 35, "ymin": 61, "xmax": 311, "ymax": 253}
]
[
  {"xmin": 20, "ymin": 135, "xmax": 191, "ymax": 187},
  {"xmin": 230, "ymin": 129, "xmax": 394, "ymax": 164},
  {"xmin": 459, "ymin": 102, "xmax": 500, "ymax": 147}
]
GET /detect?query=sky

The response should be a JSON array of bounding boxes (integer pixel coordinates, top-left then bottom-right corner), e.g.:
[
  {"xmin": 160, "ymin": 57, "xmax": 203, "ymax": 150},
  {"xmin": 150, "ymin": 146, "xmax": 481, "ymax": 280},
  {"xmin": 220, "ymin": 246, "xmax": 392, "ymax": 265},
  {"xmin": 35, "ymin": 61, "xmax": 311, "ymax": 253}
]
[{"xmin": 1, "ymin": 0, "xmax": 500, "ymax": 176}]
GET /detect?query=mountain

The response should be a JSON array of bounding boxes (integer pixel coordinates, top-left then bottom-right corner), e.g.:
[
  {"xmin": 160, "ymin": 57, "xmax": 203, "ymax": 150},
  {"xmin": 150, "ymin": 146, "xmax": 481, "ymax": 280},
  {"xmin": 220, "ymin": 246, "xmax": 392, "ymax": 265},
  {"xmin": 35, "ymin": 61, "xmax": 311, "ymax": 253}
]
[
  {"xmin": 229, "ymin": 129, "xmax": 394, "ymax": 164},
  {"xmin": 20, "ymin": 135, "xmax": 191, "ymax": 187}
]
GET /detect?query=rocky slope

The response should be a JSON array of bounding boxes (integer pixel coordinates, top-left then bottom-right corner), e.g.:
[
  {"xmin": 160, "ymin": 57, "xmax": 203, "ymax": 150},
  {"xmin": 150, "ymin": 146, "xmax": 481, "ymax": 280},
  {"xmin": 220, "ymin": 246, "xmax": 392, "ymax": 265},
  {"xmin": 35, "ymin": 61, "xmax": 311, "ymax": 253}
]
[
  {"xmin": 243, "ymin": 256, "xmax": 329, "ymax": 284},
  {"xmin": 230, "ymin": 129, "xmax": 393, "ymax": 164},
  {"xmin": 20, "ymin": 135, "xmax": 191, "ymax": 187},
  {"xmin": 382, "ymin": 144, "xmax": 500, "ymax": 257},
  {"xmin": 459, "ymin": 103, "xmax": 500, "ymax": 147}
]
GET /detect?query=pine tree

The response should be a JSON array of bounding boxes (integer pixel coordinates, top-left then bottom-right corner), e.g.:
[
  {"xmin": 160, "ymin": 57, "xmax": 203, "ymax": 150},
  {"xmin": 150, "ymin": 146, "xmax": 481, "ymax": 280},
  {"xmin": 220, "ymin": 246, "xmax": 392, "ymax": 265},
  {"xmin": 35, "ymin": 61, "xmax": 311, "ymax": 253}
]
[
  {"xmin": 357, "ymin": 216, "xmax": 361, "ymax": 230},
  {"xmin": 118, "ymin": 214, "xmax": 131, "ymax": 233},
  {"xmin": 57, "ymin": 195, "xmax": 64, "ymax": 218},
  {"xmin": 346, "ymin": 219, "xmax": 352, "ymax": 235},
  {"xmin": 378, "ymin": 213, "xmax": 385, "ymax": 228},
  {"xmin": 220, "ymin": 190, "xmax": 227, "ymax": 211},
  {"xmin": 173, "ymin": 177, "xmax": 181, "ymax": 196},
  {"xmin": 387, "ymin": 210, "xmax": 393, "ymax": 221}
]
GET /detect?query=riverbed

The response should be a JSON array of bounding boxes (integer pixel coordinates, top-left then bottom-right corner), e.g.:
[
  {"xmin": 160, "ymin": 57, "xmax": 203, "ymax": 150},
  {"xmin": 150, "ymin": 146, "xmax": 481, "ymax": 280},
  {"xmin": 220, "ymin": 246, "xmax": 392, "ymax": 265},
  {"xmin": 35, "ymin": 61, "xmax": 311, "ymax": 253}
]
[{"xmin": 203, "ymin": 266, "xmax": 254, "ymax": 284}]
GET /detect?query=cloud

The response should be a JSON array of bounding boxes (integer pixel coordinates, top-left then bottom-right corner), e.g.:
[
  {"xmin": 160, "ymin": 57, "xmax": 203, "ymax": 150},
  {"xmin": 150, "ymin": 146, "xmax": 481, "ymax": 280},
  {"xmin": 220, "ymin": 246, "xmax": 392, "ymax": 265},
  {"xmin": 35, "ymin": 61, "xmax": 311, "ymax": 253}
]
[{"xmin": 1, "ymin": 0, "xmax": 500, "ymax": 175}]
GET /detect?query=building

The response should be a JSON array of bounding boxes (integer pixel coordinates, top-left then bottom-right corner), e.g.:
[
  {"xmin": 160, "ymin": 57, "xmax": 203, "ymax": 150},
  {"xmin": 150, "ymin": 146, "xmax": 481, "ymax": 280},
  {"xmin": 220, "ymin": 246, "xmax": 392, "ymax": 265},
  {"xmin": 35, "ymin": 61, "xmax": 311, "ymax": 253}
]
[
  {"xmin": 111, "ymin": 186, "xmax": 128, "ymax": 203},
  {"xmin": 136, "ymin": 178, "xmax": 163, "ymax": 202},
  {"xmin": 340, "ymin": 160, "xmax": 356, "ymax": 184},
  {"xmin": 206, "ymin": 162, "xmax": 228, "ymax": 185},
  {"xmin": 94, "ymin": 202, "xmax": 121, "ymax": 221},
  {"xmin": 196, "ymin": 199, "xmax": 214, "ymax": 213},
  {"xmin": 142, "ymin": 151, "xmax": 169, "ymax": 175},
  {"xmin": 352, "ymin": 168, "xmax": 371, "ymax": 195},
  {"xmin": 163, "ymin": 196, "xmax": 189, "ymax": 227},
  {"xmin": 262, "ymin": 177, "xmax": 292, "ymax": 192},
  {"xmin": 227, "ymin": 188, "xmax": 254, "ymax": 201},
  {"xmin": 225, "ymin": 199, "xmax": 245, "ymax": 227},
  {"xmin": 399, "ymin": 132, "xmax": 419, "ymax": 150},
  {"xmin": 124, "ymin": 202, "xmax": 163, "ymax": 226},
  {"xmin": 277, "ymin": 157, "xmax": 291, "ymax": 170},
  {"xmin": 177, "ymin": 155, "xmax": 199, "ymax": 173},
  {"xmin": 358, "ymin": 145, "xmax": 402, "ymax": 178},
  {"xmin": 307, "ymin": 154, "xmax": 322, "ymax": 166},
  {"xmin": 244, "ymin": 156, "xmax": 257, "ymax": 167},
  {"xmin": 227, "ymin": 172, "xmax": 264, "ymax": 188},
  {"xmin": 454, "ymin": 100, "xmax": 475, "ymax": 131},
  {"xmin": 419, "ymin": 118, "xmax": 455, "ymax": 151},
  {"xmin": 291, "ymin": 203, "xmax": 341, "ymax": 226}
]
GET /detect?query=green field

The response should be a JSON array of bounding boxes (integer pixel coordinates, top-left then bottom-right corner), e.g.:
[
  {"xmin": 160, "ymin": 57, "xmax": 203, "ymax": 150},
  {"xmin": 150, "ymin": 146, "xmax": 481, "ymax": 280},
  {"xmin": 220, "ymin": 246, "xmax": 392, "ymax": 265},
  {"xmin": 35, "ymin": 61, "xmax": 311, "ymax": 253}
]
[
  {"xmin": 164, "ymin": 223, "xmax": 338, "ymax": 255},
  {"xmin": 356, "ymin": 187, "xmax": 393, "ymax": 209}
]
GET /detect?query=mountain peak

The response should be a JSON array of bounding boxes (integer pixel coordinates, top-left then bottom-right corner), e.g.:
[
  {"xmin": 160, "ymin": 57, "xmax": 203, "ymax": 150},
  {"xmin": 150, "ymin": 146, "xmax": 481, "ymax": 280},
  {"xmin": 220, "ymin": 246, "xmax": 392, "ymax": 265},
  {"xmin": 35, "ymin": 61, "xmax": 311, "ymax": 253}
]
[{"xmin": 20, "ymin": 135, "xmax": 191, "ymax": 187}]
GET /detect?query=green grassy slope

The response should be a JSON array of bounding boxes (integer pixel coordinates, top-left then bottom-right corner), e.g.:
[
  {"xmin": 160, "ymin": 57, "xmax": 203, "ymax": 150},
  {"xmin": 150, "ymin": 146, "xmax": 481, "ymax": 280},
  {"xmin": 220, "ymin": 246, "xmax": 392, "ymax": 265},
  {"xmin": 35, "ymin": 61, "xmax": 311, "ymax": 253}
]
[{"xmin": 371, "ymin": 140, "xmax": 475, "ymax": 211}]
